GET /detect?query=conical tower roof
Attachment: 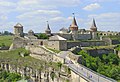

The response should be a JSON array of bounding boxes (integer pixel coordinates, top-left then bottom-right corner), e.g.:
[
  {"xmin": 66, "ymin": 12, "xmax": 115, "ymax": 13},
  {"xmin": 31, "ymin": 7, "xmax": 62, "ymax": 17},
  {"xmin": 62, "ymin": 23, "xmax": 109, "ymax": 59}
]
[
  {"xmin": 45, "ymin": 21, "xmax": 51, "ymax": 32},
  {"xmin": 91, "ymin": 18, "xmax": 97, "ymax": 28},
  {"xmin": 90, "ymin": 18, "xmax": 97, "ymax": 32},
  {"xmin": 71, "ymin": 13, "xmax": 78, "ymax": 27},
  {"xmin": 69, "ymin": 13, "xmax": 78, "ymax": 31}
]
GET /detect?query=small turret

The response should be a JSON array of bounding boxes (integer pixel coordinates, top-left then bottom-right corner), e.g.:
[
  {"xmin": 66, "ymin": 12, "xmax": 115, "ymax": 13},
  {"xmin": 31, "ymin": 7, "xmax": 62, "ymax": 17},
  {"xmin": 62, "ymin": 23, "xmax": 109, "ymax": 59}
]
[
  {"xmin": 28, "ymin": 30, "xmax": 34, "ymax": 36},
  {"xmin": 45, "ymin": 21, "xmax": 51, "ymax": 36},
  {"xmin": 69, "ymin": 13, "xmax": 78, "ymax": 31},
  {"xmin": 90, "ymin": 18, "xmax": 97, "ymax": 32}
]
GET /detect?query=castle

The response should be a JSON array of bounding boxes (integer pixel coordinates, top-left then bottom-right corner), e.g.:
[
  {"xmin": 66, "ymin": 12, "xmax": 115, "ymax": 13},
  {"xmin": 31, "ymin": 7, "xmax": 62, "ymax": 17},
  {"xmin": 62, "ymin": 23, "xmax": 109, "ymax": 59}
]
[{"xmin": 10, "ymin": 14, "xmax": 120, "ymax": 51}]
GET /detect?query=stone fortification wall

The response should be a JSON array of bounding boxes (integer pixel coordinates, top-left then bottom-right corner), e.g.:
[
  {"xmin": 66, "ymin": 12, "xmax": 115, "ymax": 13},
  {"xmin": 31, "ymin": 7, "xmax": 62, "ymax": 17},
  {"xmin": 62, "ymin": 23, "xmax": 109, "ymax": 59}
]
[
  {"xmin": 9, "ymin": 37, "xmax": 27, "ymax": 50},
  {"xmin": 59, "ymin": 33, "xmax": 92, "ymax": 40},
  {"xmin": 77, "ymin": 34, "xmax": 92, "ymax": 40},
  {"xmin": 67, "ymin": 41, "xmax": 105, "ymax": 49},
  {"xmin": 102, "ymin": 38, "xmax": 120, "ymax": 45},
  {"xmin": 59, "ymin": 34, "xmax": 72, "ymax": 40},
  {"xmin": 84, "ymin": 49, "xmax": 114, "ymax": 57}
]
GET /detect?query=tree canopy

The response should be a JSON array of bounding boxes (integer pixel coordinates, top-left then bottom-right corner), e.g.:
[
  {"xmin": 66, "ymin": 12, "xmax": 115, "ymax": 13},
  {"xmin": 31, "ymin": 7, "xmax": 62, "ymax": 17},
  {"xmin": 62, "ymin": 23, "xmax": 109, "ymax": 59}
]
[{"xmin": 77, "ymin": 50, "xmax": 120, "ymax": 80}]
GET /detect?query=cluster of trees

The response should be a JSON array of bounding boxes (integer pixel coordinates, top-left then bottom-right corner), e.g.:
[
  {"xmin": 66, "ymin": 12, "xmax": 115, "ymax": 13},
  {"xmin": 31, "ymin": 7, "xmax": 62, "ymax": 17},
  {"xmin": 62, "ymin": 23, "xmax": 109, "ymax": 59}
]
[
  {"xmin": 77, "ymin": 50, "xmax": 120, "ymax": 80},
  {"xmin": 35, "ymin": 33, "xmax": 48, "ymax": 39},
  {"xmin": 0, "ymin": 70, "xmax": 21, "ymax": 82},
  {"xmin": 0, "ymin": 31, "xmax": 13, "ymax": 35}
]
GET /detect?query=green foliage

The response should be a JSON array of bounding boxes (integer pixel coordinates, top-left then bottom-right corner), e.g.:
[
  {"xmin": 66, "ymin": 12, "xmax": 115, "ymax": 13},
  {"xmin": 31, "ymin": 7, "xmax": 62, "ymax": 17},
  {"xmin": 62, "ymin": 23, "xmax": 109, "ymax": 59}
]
[
  {"xmin": 0, "ymin": 70, "xmax": 21, "ymax": 81},
  {"xmin": 0, "ymin": 48, "xmax": 62, "ymax": 71},
  {"xmin": 0, "ymin": 35, "xmax": 13, "ymax": 47},
  {"xmin": 50, "ymin": 72, "xmax": 56, "ymax": 81},
  {"xmin": 116, "ymin": 44, "xmax": 120, "ymax": 51},
  {"xmin": 57, "ymin": 62, "xmax": 62, "ymax": 70},
  {"xmin": 35, "ymin": 33, "xmax": 48, "ymax": 39},
  {"xmin": 77, "ymin": 50, "xmax": 120, "ymax": 80}
]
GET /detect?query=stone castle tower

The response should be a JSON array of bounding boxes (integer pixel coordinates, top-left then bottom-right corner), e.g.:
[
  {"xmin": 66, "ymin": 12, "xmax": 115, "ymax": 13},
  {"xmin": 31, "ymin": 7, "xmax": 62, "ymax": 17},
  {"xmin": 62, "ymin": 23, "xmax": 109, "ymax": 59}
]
[
  {"xmin": 45, "ymin": 21, "xmax": 51, "ymax": 36},
  {"xmin": 69, "ymin": 13, "xmax": 78, "ymax": 32},
  {"xmin": 90, "ymin": 19, "xmax": 98, "ymax": 39},
  {"xmin": 14, "ymin": 23, "xmax": 24, "ymax": 37},
  {"xmin": 69, "ymin": 13, "xmax": 79, "ymax": 41},
  {"xmin": 90, "ymin": 18, "xmax": 97, "ymax": 32}
]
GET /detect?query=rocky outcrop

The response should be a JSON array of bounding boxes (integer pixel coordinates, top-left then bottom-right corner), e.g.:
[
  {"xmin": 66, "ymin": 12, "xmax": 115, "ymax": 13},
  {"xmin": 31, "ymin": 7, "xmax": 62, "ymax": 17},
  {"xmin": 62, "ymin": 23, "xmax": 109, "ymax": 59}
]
[{"xmin": 0, "ymin": 62, "xmax": 70, "ymax": 82}]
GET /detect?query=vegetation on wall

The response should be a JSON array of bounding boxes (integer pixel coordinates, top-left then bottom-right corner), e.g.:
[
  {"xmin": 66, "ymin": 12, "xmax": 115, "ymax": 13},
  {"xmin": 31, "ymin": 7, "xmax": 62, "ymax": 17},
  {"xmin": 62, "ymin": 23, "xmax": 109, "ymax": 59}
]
[
  {"xmin": 77, "ymin": 50, "xmax": 120, "ymax": 81},
  {"xmin": 0, "ymin": 70, "xmax": 21, "ymax": 82},
  {"xmin": 35, "ymin": 33, "xmax": 48, "ymax": 39}
]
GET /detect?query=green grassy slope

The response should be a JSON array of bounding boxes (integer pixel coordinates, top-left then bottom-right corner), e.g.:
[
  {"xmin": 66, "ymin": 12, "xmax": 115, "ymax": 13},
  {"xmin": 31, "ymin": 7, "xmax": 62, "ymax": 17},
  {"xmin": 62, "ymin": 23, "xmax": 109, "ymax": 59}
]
[{"xmin": 0, "ymin": 35, "xmax": 13, "ymax": 47}]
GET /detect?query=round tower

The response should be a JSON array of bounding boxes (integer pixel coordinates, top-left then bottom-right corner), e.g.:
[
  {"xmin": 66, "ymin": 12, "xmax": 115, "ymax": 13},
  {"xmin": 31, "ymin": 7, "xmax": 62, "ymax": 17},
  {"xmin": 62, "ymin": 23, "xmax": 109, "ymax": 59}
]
[{"xmin": 14, "ymin": 23, "xmax": 24, "ymax": 37}]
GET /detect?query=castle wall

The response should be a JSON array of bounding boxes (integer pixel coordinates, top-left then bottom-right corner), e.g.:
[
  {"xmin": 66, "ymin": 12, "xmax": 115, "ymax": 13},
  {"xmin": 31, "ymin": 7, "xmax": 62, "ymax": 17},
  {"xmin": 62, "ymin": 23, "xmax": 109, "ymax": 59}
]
[
  {"xmin": 71, "ymin": 70, "xmax": 88, "ymax": 82},
  {"xmin": 67, "ymin": 41, "xmax": 105, "ymax": 49},
  {"xmin": 85, "ymin": 49, "xmax": 114, "ymax": 57},
  {"xmin": 59, "ymin": 34, "xmax": 72, "ymax": 40},
  {"xmin": 77, "ymin": 34, "xmax": 92, "ymax": 40},
  {"xmin": 59, "ymin": 33, "xmax": 92, "ymax": 40},
  {"xmin": 102, "ymin": 38, "xmax": 120, "ymax": 45},
  {"xmin": 10, "ymin": 37, "xmax": 27, "ymax": 49}
]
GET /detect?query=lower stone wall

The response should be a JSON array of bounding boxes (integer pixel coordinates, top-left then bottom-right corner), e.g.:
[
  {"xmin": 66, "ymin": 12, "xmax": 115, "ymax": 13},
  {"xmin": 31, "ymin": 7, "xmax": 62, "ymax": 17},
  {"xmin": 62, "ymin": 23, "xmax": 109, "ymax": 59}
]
[
  {"xmin": 67, "ymin": 41, "xmax": 105, "ymax": 49},
  {"xmin": 71, "ymin": 70, "xmax": 88, "ymax": 82},
  {"xmin": 85, "ymin": 49, "xmax": 114, "ymax": 57}
]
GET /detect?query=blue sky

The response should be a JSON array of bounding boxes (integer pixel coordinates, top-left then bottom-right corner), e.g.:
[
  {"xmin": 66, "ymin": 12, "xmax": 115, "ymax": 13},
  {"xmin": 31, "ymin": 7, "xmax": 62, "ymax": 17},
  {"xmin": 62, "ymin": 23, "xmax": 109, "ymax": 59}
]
[{"xmin": 0, "ymin": 0, "xmax": 120, "ymax": 33}]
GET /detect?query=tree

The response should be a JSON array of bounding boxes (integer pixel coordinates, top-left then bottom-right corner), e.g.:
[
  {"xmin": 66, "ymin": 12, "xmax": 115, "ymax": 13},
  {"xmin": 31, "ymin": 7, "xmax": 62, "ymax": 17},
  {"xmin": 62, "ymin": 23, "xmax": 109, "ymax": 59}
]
[{"xmin": 35, "ymin": 33, "xmax": 48, "ymax": 39}]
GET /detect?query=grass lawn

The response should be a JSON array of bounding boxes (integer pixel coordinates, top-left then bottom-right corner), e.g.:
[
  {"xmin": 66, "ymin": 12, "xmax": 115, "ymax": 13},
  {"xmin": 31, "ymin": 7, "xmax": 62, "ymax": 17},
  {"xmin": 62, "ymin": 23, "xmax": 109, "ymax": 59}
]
[{"xmin": 0, "ymin": 35, "xmax": 13, "ymax": 47}]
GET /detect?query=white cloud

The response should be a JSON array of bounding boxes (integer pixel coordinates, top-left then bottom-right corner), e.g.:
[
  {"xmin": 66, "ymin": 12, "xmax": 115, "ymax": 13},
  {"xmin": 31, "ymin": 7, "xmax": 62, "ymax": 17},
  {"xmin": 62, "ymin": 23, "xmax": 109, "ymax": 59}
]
[
  {"xmin": 83, "ymin": 3, "xmax": 101, "ymax": 11},
  {"xmin": 17, "ymin": 10, "xmax": 62, "ymax": 20},
  {"xmin": 16, "ymin": 0, "xmax": 81, "ymax": 12},
  {"xmin": 0, "ymin": 15, "xmax": 8, "ymax": 20},
  {"xmin": 87, "ymin": 13, "xmax": 120, "ymax": 31},
  {"xmin": 0, "ymin": 1, "xmax": 16, "ymax": 14}
]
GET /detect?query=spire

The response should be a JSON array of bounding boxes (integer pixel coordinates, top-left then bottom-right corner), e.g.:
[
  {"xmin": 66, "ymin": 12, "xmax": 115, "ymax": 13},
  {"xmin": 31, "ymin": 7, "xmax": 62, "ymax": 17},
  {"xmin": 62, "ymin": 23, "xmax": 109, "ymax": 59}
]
[
  {"xmin": 71, "ymin": 13, "xmax": 78, "ymax": 27},
  {"xmin": 91, "ymin": 18, "xmax": 97, "ymax": 28},
  {"xmin": 46, "ymin": 21, "xmax": 51, "ymax": 31},
  {"xmin": 90, "ymin": 18, "xmax": 97, "ymax": 32},
  {"xmin": 45, "ymin": 21, "xmax": 51, "ymax": 35}
]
